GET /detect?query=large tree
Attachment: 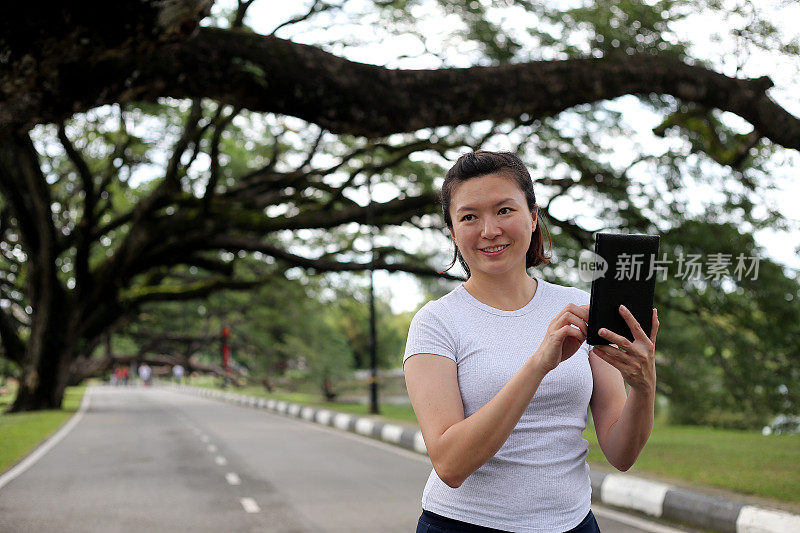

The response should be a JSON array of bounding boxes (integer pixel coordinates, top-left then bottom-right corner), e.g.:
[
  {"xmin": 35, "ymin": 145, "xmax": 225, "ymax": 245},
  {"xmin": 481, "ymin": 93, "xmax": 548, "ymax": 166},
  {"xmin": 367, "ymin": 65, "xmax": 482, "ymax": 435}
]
[{"xmin": 1, "ymin": 0, "xmax": 799, "ymax": 417}]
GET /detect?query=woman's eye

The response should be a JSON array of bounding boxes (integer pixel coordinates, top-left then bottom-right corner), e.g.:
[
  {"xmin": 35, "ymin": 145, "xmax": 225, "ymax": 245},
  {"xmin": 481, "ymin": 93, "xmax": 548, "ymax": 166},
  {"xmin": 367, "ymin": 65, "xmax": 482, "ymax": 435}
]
[
  {"xmin": 499, "ymin": 207, "xmax": 513, "ymax": 215},
  {"xmin": 461, "ymin": 214, "xmax": 475, "ymax": 221}
]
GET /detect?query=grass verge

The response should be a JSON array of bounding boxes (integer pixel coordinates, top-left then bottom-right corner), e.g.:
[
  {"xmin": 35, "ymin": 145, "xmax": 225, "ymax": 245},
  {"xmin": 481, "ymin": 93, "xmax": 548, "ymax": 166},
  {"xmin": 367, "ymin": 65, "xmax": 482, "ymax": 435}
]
[
  {"xmin": 0, "ymin": 385, "xmax": 87, "ymax": 475},
  {"xmin": 186, "ymin": 376, "xmax": 799, "ymax": 505}
]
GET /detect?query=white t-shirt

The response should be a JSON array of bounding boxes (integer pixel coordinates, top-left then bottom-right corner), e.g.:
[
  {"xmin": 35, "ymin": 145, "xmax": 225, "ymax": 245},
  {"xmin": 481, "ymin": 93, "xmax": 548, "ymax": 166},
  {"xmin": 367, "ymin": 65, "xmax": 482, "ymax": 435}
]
[{"xmin": 403, "ymin": 277, "xmax": 593, "ymax": 533}]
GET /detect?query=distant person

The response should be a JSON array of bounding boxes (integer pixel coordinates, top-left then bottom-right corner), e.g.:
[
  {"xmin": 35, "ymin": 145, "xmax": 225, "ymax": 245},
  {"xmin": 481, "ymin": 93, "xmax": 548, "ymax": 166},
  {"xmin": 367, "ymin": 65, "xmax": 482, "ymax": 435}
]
[
  {"xmin": 172, "ymin": 364, "xmax": 184, "ymax": 384},
  {"xmin": 138, "ymin": 363, "xmax": 152, "ymax": 387},
  {"xmin": 403, "ymin": 151, "xmax": 660, "ymax": 532},
  {"xmin": 121, "ymin": 365, "xmax": 129, "ymax": 386}
]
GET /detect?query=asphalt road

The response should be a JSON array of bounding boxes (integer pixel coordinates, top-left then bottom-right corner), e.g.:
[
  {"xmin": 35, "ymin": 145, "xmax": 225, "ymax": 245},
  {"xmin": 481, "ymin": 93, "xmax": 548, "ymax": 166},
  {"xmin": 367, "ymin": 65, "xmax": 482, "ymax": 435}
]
[{"xmin": 0, "ymin": 386, "xmax": 693, "ymax": 532}]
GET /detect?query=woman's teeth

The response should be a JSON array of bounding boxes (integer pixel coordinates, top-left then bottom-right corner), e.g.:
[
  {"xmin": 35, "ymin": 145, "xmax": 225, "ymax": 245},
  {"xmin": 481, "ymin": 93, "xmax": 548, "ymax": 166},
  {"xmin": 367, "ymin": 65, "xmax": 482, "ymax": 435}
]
[{"xmin": 482, "ymin": 245, "xmax": 508, "ymax": 253}]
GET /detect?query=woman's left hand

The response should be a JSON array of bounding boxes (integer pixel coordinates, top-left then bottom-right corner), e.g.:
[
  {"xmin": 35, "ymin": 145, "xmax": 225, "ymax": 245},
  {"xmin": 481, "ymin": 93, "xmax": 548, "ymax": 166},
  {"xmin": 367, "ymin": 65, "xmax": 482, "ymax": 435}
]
[{"xmin": 590, "ymin": 306, "xmax": 659, "ymax": 394}]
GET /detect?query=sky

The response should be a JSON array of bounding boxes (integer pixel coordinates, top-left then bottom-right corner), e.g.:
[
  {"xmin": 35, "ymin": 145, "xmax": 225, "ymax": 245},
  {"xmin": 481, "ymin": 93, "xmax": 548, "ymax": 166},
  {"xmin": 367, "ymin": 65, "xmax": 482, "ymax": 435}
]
[{"xmin": 215, "ymin": 0, "xmax": 800, "ymax": 313}]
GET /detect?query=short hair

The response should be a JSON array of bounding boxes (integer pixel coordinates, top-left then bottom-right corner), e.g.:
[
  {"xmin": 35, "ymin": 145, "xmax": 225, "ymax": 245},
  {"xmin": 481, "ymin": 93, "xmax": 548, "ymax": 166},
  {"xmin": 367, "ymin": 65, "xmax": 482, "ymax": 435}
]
[{"xmin": 440, "ymin": 150, "xmax": 551, "ymax": 277}]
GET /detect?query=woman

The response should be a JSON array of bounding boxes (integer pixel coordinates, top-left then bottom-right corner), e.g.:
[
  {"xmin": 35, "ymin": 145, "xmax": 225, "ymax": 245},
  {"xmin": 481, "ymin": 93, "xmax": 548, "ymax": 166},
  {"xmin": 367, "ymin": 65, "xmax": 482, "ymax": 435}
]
[{"xmin": 403, "ymin": 151, "xmax": 659, "ymax": 533}]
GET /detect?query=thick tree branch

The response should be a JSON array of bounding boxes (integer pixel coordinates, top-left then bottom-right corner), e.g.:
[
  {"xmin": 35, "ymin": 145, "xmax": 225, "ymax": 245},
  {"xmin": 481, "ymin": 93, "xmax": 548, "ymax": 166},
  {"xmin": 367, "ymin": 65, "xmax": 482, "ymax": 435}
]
[
  {"xmin": 203, "ymin": 106, "xmax": 239, "ymax": 211},
  {"xmin": 3, "ymin": 25, "xmax": 798, "ymax": 150},
  {"xmin": 221, "ymin": 191, "xmax": 442, "ymax": 232},
  {"xmin": 0, "ymin": 133, "xmax": 57, "ymax": 259},
  {"xmin": 57, "ymin": 122, "xmax": 97, "ymax": 294},
  {"xmin": 205, "ymin": 237, "xmax": 464, "ymax": 281},
  {"xmin": 120, "ymin": 277, "xmax": 267, "ymax": 307},
  {"xmin": 165, "ymin": 99, "xmax": 203, "ymax": 190}
]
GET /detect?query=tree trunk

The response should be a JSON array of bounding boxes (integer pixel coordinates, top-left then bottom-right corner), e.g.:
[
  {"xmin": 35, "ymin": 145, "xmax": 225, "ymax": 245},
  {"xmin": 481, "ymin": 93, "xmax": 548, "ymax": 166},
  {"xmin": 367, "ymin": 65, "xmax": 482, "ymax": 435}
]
[{"xmin": 9, "ymin": 341, "xmax": 74, "ymax": 412}]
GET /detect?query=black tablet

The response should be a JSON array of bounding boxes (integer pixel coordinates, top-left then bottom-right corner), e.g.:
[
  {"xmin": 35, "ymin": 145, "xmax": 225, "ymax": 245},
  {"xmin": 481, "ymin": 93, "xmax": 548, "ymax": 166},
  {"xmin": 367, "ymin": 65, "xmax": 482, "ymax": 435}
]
[{"xmin": 585, "ymin": 233, "xmax": 660, "ymax": 346}]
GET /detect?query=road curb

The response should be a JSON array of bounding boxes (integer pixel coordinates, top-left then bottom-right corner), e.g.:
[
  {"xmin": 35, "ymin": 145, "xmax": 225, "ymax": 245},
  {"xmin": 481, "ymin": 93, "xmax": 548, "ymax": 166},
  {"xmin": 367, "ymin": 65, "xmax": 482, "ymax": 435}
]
[{"xmin": 167, "ymin": 383, "xmax": 800, "ymax": 533}]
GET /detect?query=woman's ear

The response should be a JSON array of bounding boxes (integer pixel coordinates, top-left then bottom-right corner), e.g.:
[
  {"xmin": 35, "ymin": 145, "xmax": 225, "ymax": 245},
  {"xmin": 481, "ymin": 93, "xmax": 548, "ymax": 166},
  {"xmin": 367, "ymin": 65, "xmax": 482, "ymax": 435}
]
[{"xmin": 531, "ymin": 205, "xmax": 538, "ymax": 232}]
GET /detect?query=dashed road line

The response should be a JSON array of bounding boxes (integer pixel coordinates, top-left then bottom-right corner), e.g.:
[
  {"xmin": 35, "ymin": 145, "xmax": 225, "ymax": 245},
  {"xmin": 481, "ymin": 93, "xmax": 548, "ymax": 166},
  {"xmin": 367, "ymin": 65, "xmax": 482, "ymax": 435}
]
[
  {"xmin": 207, "ymin": 444, "xmax": 217, "ymax": 453},
  {"xmin": 215, "ymin": 455, "xmax": 228, "ymax": 466},
  {"xmin": 225, "ymin": 472, "xmax": 241, "ymax": 486},
  {"xmin": 200, "ymin": 435, "xmax": 210, "ymax": 443},
  {"xmin": 240, "ymin": 497, "xmax": 260, "ymax": 513}
]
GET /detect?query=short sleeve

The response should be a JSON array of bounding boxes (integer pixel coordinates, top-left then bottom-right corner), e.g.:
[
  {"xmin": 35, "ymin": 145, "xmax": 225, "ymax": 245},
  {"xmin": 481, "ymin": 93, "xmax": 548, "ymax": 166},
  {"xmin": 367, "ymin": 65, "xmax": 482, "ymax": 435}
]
[{"xmin": 402, "ymin": 302, "xmax": 458, "ymax": 369}]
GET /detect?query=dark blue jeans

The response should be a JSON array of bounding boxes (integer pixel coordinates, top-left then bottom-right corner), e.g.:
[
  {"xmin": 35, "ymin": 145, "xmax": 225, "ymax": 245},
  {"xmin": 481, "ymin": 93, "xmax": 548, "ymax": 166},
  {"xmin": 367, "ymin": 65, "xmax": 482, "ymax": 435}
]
[{"xmin": 415, "ymin": 509, "xmax": 601, "ymax": 533}]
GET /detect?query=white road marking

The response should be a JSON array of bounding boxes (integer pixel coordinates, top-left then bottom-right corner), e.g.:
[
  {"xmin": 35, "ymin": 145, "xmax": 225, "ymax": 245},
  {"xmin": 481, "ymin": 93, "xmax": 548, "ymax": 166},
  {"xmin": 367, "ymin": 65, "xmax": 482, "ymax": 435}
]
[
  {"xmin": 240, "ymin": 497, "xmax": 260, "ymax": 513},
  {"xmin": 215, "ymin": 455, "xmax": 228, "ymax": 466},
  {"xmin": 592, "ymin": 504, "xmax": 690, "ymax": 533},
  {"xmin": 225, "ymin": 472, "xmax": 241, "ymax": 486},
  {"xmin": 207, "ymin": 445, "xmax": 217, "ymax": 453},
  {"xmin": 0, "ymin": 388, "xmax": 92, "ymax": 491},
  {"xmin": 200, "ymin": 435, "xmax": 210, "ymax": 443}
]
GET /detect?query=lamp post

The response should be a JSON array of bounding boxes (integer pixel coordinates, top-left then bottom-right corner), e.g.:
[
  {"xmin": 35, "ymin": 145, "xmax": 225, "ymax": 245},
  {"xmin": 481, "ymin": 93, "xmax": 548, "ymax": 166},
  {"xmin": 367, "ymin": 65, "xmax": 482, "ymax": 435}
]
[{"xmin": 366, "ymin": 175, "xmax": 379, "ymax": 414}]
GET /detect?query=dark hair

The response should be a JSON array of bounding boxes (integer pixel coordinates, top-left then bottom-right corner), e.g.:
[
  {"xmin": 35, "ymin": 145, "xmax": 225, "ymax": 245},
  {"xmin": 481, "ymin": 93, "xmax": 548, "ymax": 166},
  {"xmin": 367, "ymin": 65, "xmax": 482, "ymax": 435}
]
[{"xmin": 440, "ymin": 150, "xmax": 551, "ymax": 277}]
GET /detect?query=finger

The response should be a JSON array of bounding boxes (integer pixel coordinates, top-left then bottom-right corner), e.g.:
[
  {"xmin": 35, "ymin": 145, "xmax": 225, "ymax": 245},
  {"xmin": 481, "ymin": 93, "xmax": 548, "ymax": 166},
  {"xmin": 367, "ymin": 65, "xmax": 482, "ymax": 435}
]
[
  {"xmin": 559, "ymin": 323, "xmax": 586, "ymax": 341},
  {"xmin": 593, "ymin": 343, "xmax": 630, "ymax": 361},
  {"xmin": 562, "ymin": 313, "xmax": 588, "ymax": 336},
  {"xmin": 573, "ymin": 304, "xmax": 590, "ymax": 321},
  {"xmin": 554, "ymin": 307, "xmax": 586, "ymax": 334},
  {"xmin": 590, "ymin": 346, "xmax": 633, "ymax": 372},
  {"xmin": 650, "ymin": 308, "xmax": 660, "ymax": 344},
  {"xmin": 561, "ymin": 303, "xmax": 588, "ymax": 324},
  {"xmin": 618, "ymin": 304, "xmax": 649, "ymax": 342},
  {"xmin": 597, "ymin": 327, "xmax": 633, "ymax": 351},
  {"xmin": 557, "ymin": 324, "xmax": 586, "ymax": 344}
]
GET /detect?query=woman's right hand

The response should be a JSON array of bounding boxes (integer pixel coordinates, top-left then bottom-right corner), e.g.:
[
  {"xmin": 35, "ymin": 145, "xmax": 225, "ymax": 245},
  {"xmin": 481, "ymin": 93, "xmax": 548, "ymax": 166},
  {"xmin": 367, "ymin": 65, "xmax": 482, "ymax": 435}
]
[{"xmin": 533, "ymin": 304, "xmax": 589, "ymax": 373}]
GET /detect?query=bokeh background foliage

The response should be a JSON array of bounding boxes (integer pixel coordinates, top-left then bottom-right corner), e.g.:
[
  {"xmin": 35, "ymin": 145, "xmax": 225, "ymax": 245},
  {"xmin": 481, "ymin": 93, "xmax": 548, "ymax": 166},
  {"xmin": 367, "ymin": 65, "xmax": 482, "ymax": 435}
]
[{"xmin": 0, "ymin": 0, "xmax": 797, "ymax": 428}]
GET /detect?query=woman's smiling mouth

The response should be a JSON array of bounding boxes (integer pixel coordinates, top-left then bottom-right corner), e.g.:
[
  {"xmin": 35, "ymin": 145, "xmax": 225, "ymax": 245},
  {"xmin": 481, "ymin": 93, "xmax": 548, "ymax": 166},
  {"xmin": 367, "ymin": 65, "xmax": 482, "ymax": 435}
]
[{"xmin": 479, "ymin": 244, "xmax": 510, "ymax": 255}]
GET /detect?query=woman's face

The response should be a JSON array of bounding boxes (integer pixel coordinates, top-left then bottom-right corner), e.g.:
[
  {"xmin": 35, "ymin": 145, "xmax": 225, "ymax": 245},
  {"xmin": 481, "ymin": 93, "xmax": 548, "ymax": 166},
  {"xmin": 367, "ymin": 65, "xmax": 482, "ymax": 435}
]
[{"xmin": 448, "ymin": 173, "xmax": 537, "ymax": 280}]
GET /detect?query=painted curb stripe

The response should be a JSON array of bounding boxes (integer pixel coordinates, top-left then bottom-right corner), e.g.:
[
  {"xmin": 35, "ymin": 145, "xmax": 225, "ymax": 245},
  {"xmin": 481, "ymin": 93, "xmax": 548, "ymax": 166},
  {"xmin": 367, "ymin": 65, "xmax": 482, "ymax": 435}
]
[
  {"xmin": 355, "ymin": 418, "xmax": 374, "ymax": 436},
  {"xmin": 315, "ymin": 410, "xmax": 333, "ymax": 425},
  {"xmin": 381, "ymin": 424, "xmax": 404, "ymax": 444},
  {"xmin": 333, "ymin": 413, "xmax": 351, "ymax": 430},
  {"xmin": 662, "ymin": 488, "xmax": 742, "ymax": 532},
  {"xmin": 736, "ymin": 505, "xmax": 800, "ymax": 533},
  {"xmin": 601, "ymin": 474, "xmax": 671, "ymax": 517},
  {"xmin": 413, "ymin": 431, "xmax": 428, "ymax": 455}
]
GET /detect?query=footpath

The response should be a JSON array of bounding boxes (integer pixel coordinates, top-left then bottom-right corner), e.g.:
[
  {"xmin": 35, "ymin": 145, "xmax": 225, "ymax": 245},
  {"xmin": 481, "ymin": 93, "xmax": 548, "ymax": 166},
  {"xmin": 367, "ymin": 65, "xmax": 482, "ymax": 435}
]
[{"xmin": 166, "ymin": 383, "xmax": 800, "ymax": 533}]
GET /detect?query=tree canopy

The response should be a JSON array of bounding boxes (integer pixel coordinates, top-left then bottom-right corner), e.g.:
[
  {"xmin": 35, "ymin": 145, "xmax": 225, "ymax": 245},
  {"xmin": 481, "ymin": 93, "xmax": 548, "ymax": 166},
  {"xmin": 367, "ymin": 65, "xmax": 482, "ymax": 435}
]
[{"xmin": 1, "ymin": 0, "xmax": 798, "ymax": 423}]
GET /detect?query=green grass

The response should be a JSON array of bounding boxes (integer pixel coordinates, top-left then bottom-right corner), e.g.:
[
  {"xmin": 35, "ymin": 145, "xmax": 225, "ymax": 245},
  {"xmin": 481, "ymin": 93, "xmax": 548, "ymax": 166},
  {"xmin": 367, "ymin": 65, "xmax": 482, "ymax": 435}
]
[
  {"xmin": 188, "ymin": 376, "xmax": 800, "ymax": 505},
  {"xmin": 584, "ymin": 423, "xmax": 800, "ymax": 505},
  {"xmin": 0, "ymin": 385, "xmax": 87, "ymax": 474}
]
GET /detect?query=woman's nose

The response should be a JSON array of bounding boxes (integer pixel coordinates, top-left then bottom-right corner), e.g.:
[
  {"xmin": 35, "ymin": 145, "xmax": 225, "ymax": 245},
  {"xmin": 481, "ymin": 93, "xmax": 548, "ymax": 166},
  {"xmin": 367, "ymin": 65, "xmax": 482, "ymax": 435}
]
[{"xmin": 481, "ymin": 218, "xmax": 501, "ymax": 238}]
